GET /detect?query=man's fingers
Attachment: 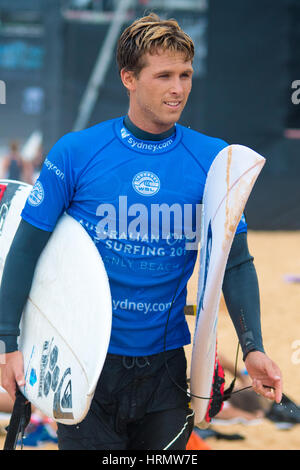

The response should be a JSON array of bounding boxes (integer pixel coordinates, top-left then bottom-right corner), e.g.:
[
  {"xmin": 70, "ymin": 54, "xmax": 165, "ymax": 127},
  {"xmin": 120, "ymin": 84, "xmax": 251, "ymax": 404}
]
[
  {"xmin": 11, "ymin": 352, "xmax": 25, "ymax": 387},
  {"xmin": 264, "ymin": 364, "xmax": 282, "ymax": 403},
  {"xmin": 265, "ymin": 360, "xmax": 283, "ymax": 402},
  {"xmin": 253, "ymin": 379, "xmax": 272, "ymax": 400},
  {"xmin": 15, "ymin": 373, "xmax": 25, "ymax": 388},
  {"xmin": 252, "ymin": 377, "xmax": 282, "ymax": 403},
  {"xmin": 273, "ymin": 376, "xmax": 283, "ymax": 404},
  {"xmin": 252, "ymin": 379, "xmax": 265, "ymax": 397},
  {"xmin": 263, "ymin": 386, "xmax": 276, "ymax": 401},
  {"xmin": 1, "ymin": 375, "xmax": 17, "ymax": 402},
  {"xmin": 7, "ymin": 386, "xmax": 17, "ymax": 403},
  {"xmin": 0, "ymin": 351, "xmax": 26, "ymax": 401}
]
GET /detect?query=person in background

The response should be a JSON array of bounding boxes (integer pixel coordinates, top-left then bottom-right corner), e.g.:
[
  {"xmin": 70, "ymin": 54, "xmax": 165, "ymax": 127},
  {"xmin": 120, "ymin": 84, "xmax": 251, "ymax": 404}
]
[
  {"xmin": 31, "ymin": 144, "xmax": 45, "ymax": 183},
  {"xmin": 1, "ymin": 141, "xmax": 24, "ymax": 182}
]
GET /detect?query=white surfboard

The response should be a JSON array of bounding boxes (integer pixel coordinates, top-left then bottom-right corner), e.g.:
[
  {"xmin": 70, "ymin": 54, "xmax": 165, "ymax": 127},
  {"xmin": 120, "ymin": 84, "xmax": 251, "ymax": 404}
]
[
  {"xmin": 0, "ymin": 180, "xmax": 112, "ymax": 424},
  {"xmin": 190, "ymin": 145, "xmax": 265, "ymax": 427},
  {"xmin": 0, "ymin": 180, "xmax": 32, "ymax": 277}
]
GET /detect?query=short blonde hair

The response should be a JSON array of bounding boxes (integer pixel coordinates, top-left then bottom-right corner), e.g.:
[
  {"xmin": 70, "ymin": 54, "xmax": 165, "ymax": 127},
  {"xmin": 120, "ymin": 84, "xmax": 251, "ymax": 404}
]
[{"xmin": 117, "ymin": 13, "xmax": 194, "ymax": 76}]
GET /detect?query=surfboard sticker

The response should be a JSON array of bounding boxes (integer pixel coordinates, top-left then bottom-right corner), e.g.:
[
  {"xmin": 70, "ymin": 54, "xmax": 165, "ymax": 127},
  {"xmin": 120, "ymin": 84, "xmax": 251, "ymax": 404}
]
[
  {"xmin": 0, "ymin": 179, "xmax": 112, "ymax": 425},
  {"xmin": 189, "ymin": 145, "xmax": 265, "ymax": 427}
]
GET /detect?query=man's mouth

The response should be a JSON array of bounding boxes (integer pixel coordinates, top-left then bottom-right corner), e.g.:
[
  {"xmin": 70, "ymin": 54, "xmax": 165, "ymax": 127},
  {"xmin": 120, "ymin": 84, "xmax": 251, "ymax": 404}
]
[{"xmin": 164, "ymin": 100, "xmax": 181, "ymax": 109}]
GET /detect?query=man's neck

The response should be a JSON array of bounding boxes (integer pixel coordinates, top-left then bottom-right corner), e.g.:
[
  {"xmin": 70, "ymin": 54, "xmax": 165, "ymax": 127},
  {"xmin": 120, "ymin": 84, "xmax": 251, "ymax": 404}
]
[{"xmin": 124, "ymin": 115, "xmax": 175, "ymax": 141}]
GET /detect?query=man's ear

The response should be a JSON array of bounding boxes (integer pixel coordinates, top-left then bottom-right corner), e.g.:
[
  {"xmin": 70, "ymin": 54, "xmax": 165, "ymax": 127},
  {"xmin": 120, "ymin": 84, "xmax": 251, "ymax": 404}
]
[{"xmin": 120, "ymin": 69, "xmax": 136, "ymax": 94}]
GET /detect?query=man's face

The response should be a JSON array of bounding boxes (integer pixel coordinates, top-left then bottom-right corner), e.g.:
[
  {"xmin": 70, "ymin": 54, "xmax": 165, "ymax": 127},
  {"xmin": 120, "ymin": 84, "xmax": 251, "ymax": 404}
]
[{"xmin": 122, "ymin": 49, "xmax": 193, "ymax": 133}]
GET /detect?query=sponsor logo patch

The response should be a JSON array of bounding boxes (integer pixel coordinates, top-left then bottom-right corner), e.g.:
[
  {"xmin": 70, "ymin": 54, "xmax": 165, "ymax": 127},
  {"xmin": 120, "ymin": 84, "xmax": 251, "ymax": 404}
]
[
  {"xmin": 132, "ymin": 171, "xmax": 160, "ymax": 196},
  {"xmin": 28, "ymin": 180, "xmax": 44, "ymax": 207}
]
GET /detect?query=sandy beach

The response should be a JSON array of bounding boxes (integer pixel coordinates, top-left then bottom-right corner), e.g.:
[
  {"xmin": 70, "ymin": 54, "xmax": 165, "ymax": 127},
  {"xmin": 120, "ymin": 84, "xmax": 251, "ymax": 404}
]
[{"xmin": 185, "ymin": 230, "xmax": 300, "ymax": 450}]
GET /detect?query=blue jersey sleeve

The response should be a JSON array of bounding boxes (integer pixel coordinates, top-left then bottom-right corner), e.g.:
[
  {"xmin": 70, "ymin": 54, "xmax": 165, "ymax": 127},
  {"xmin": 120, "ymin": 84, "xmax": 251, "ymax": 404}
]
[
  {"xmin": 236, "ymin": 213, "xmax": 248, "ymax": 234},
  {"xmin": 21, "ymin": 134, "xmax": 76, "ymax": 231}
]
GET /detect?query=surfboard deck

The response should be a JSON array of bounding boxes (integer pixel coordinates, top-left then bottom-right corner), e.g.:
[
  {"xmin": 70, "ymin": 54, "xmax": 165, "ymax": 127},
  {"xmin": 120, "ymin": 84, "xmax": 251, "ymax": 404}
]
[
  {"xmin": 190, "ymin": 145, "xmax": 265, "ymax": 427},
  {"xmin": 0, "ymin": 180, "xmax": 112, "ymax": 425}
]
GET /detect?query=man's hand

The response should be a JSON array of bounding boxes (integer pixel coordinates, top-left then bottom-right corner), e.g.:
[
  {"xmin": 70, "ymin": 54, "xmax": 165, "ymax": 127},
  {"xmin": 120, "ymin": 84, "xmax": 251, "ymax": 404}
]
[
  {"xmin": 244, "ymin": 350, "xmax": 282, "ymax": 403},
  {"xmin": 0, "ymin": 351, "xmax": 25, "ymax": 402}
]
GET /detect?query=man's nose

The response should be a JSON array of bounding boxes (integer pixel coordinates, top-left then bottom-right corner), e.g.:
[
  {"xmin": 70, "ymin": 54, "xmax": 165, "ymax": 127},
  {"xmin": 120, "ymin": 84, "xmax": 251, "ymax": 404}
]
[{"xmin": 169, "ymin": 77, "xmax": 183, "ymax": 95}]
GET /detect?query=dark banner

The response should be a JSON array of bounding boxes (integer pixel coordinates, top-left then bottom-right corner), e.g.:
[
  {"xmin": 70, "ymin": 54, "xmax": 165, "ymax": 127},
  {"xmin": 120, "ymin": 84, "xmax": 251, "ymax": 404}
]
[
  {"xmin": 203, "ymin": 0, "xmax": 300, "ymax": 229},
  {"xmin": 0, "ymin": 0, "xmax": 61, "ymax": 152},
  {"xmin": 0, "ymin": 13, "xmax": 45, "ymax": 146}
]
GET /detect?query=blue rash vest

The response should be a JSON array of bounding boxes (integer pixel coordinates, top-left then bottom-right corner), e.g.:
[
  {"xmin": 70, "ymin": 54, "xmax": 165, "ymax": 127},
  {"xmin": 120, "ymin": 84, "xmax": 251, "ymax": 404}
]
[{"xmin": 21, "ymin": 117, "xmax": 247, "ymax": 356}]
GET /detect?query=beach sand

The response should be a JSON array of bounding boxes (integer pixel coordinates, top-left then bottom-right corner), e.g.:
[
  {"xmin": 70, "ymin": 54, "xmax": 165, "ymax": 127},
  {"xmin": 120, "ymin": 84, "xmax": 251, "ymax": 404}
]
[{"xmin": 1, "ymin": 230, "xmax": 300, "ymax": 450}]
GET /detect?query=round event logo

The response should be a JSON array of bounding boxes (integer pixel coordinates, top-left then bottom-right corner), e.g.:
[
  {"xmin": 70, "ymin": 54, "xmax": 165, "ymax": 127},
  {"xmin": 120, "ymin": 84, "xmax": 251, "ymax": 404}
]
[
  {"xmin": 132, "ymin": 171, "xmax": 160, "ymax": 196},
  {"xmin": 28, "ymin": 181, "xmax": 44, "ymax": 207}
]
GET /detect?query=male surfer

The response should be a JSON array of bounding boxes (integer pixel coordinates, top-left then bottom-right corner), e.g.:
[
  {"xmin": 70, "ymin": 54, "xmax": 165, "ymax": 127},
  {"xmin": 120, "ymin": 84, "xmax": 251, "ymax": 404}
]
[{"xmin": 0, "ymin": 13, "xmax": 282, "ymax": 450}]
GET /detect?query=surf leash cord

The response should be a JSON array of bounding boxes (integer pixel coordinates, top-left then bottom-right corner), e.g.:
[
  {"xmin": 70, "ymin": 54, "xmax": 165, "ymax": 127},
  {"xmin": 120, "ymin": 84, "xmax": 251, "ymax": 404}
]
[
  {"xmin": 3, "ymin": 388, "xmax": 31, "ymax": 450},
  {"xmin": 162, "ymin": 252, "xmax": 252, "ymax": 406}
]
